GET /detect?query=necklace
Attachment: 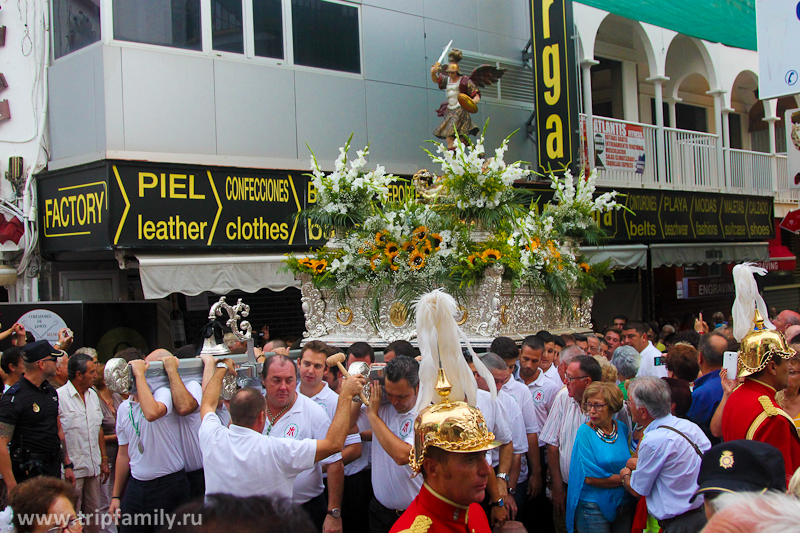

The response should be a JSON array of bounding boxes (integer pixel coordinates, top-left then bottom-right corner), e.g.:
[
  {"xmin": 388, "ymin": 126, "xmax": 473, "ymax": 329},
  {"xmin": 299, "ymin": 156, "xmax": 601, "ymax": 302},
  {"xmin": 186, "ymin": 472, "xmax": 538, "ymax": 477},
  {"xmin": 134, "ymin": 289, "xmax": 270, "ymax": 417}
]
[
  {"xmin": 591, "ymin": 419, "xmax": 618, "ymax": 444},
  {"xmin": 265, "ymin": 397, "xmax": 294, "ymax": 436}
]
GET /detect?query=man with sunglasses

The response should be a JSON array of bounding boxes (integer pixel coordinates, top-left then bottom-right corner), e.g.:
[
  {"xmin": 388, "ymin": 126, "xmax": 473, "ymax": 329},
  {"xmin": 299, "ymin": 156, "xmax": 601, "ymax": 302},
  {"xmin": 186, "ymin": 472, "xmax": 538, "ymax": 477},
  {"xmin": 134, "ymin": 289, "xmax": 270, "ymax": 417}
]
[{"xmin": 0, "ymin": 340, "xmax": 74, "ymax": 490}]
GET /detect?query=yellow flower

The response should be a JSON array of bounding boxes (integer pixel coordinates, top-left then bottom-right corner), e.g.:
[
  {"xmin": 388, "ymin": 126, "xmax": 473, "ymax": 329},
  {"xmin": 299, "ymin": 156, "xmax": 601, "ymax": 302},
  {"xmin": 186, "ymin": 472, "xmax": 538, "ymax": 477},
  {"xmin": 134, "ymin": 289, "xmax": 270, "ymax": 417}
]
[
  {"xmin": 385, "ymin": 242, "xmax": 399, "ymax": 255},
  {"xmin": 417, "ymin": 240, "xmax": 433, "ymax": 254},
  {"xmin": 530, "ymin": 237, "xmax": 540, "ymax": 250},
  {"xmin": 466, "ymin": 254, "xmax": 478, "ymax": 266},
  {"xmin": 580, "ymin": 262, "xmax": 590, "ymax": 272},
  {"xmin": 429, "ymin": 233, "xmax": 443, "ymax": 250},
  {"xmin": 409, "ymin": 250, "xmax": 426, "ymax": 270},
  {"xmin": 481, "ymin": 249, "xmax": 501, "ymax": 262},
  {"xmin": 299, "ymin": 258, "xmax": 315, "ymax": 269},
  {"xmin": 402, "ymin": 241, "xmax": 416, "ymax": 254},
  {"xmin": 375, "ymin": 231, "xmax": 388, "ymax": 246},
  {"xmin": 370, "ymin": 254, "xmax": 381, "ymax": 271},
  {"xmin": 313, "ymin": 260, "xmax": 328, "ymax": 273},
  {"xmin": 387, "ymin": 252, "xmax": 400, "ymax": 271},
  {"xmin": 412, "ymin": 226, "xmax": 428, "ymax": 242}
]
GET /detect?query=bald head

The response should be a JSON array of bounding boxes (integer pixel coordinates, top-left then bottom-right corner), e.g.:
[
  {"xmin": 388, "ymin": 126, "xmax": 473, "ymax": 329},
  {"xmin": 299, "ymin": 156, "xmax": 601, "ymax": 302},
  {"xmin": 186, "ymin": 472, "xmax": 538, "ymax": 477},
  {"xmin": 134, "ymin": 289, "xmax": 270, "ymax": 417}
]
[
  {"xmin": 773, "ymin": 310, "xmax": 800, "ymax": 333},
  {"xmin": 146, "ymin": 349, "xmax": 172, "ymax": 362},
  {"xmin": 785, "ymin": 324, "xmax": 800, "ymax": 343}
]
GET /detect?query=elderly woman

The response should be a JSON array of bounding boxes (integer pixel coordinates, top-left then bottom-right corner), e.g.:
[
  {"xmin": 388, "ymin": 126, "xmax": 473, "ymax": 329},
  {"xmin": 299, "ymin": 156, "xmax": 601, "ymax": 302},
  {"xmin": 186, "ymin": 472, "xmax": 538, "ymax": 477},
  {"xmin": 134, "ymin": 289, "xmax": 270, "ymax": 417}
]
[
  {"xmin": 8, "ymin": 477, "xmax": 82, "ymax": 533},
  {"xmin": 566, "ymin": 382, "xmax": 634, "ymax": 533},
  {"xmin": 610, "ymin": 346, "xmax": 640, "ymax": 401}
]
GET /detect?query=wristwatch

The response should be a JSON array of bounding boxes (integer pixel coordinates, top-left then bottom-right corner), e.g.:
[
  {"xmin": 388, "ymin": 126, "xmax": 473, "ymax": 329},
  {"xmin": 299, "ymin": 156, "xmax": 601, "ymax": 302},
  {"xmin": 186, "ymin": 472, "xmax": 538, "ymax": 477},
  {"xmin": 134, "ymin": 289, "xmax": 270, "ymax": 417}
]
[
  {"xmin": 63, "ymin": 462, "xmax": 74, "ymax": 470},
  {"xmin": 216, "ymin": 362, "xmax": 228, "ymax": 369},
  {"xmin": 489, "ymin": 498, "xmax": 504, "ymax": 508},
  {"xmin": 507, "ymin": 487, "xmax": 516, "ymax": 496},
  {"xmin": 496, "ymin": 472, "xmax": 510, "ymax": 482},
  {"xmin": 326, "ymin": 508, "xmax": 341, "ymax": 518}
]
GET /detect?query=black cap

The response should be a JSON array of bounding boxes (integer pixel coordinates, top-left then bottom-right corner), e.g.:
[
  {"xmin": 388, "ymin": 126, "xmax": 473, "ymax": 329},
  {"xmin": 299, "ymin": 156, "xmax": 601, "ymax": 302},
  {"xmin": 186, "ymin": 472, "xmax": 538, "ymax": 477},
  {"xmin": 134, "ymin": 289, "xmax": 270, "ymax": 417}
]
[
  {"xmin": 21, "ymin": 340, "xmax": 63, "ymax": 363},
  {"xmin": 692, "ymin": 440, "xmax": 786, "ymax": 501}
]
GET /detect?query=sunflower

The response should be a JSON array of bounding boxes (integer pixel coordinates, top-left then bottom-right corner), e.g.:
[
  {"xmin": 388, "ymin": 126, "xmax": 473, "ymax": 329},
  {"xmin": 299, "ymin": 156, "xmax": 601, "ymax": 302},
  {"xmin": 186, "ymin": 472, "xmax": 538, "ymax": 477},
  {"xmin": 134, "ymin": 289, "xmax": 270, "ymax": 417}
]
[
  {"xmin": 466, "ymin": 254, "xmax": 478, "ymax": 266},
  {"xmin": 547, "ymin": 241, "xmax": 561, "ymax": 260},
  {"xmin": 579, "ymin": 262, "xmax": 590, "ymax": 272},
  {"xmin": 313, "ymin": 260, "xmax": 328, "ymax": 273},
  {"xmin": 387, "ymin": 252, "xmax": 401, "ymax": 271},
  {"xmin": 481, "ymin": 249, "xmax": 501, "ymax": 262},
  {"xmin": 411, "ymin": 226, "xmax": 428, "ymax": 242},
  {"xmin": 429, "ymin": 233, "xmax": 443, "ymax": 250},
  {"xmin": 409, "ymin": 250, "xmax": 426, "ymax": 270},
  {"xmin": 417, "ymin": 240, "xmax": 432, "ymax": 254},
  {"xmin": 369, "ymin": 254, "xmax": 382, "ymax": 271},
  {"xmin": 375, "ymin": 231, "xmax": 388, "ymax": 246},
  {"xmin": 530, "ymin": 237, "xmax": 540, "ymax": 250},
  {"xmin": 385, "ymin": 242, "xmax": 399, "ymax": 255},
  {"xmin": 402, "ymin": 241, "xmax": 415, "ymax": 254},
  {"xmin": 299, "ymin": 258, "xmax": 315, "ymax": 269}
]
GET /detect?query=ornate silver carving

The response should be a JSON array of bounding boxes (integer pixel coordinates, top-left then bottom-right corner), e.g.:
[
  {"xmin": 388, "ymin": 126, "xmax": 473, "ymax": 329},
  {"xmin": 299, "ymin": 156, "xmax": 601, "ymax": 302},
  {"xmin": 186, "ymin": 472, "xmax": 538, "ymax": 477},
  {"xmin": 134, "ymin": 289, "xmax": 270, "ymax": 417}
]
[
  {"xmin": 104, "ymin": 357, "xmax": 131, "ymax": 395},
  {"xmin": 209, "ymin": 297, "xmax": 252, "ymax": 341},
  {"xmin": 300, "ymin": 275, "xmax": 328, "ymax": 339},
  {"xmin": 348, "ymin": 361, "xmax": 371, "ymax": 403},
  {"xmin": 220, "ymin": 373, "xmax": 237, "ymax": 400}
]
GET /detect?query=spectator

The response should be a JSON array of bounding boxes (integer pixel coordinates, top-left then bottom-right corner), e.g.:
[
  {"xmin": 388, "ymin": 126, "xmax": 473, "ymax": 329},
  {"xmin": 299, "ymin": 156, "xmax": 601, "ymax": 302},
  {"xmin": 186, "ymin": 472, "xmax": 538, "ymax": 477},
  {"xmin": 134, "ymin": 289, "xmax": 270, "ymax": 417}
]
[
  {"xmin": 776, "ymin": 353, "xmax": 800, "ymax": 428},
  {"xmin": 664, "ymin": 344, "xmax": 700, "ymax": 383},
  {"xmin": 612, "ymin": 316, "xmax": 627, "ymax": 330},
  {"xmin": 534, "ymin": 332, "xmax": 562, "ymax": 386},
  {"xmin": 622, "ymin": 321, "xmax": 666, "ymax": 378},
  {"xmin": 604, "ymin": 328, "xmax": 622, "ymax": 356},
  {"xmin": 9, "ymin": 477, "xmax": 82, "ymax": 533},
  {"xmin": 566, "ymin": 382, "xmax": 635, "ymax": 533},
  {"xmin": 593, "ymin": 355, "xmax": 618, "ymax": 383},
  {"xmin": 662, "ymin": 377, "xmax": 692, "ymax": 418},
  {"xmin": 540, "ymin": 355, "xmax": 600, "ymax": 533},
  {"xmin": 58, "ymin": 353, "xmax": 109, "ymax": 533},
  {"xmin": 0, "ymin": 346, "xmax": 24, "ymax": 392},
  {"xmin": 772, "ymin": 310, "xmax": 800, "ymax": 333},
  {"xmin": 610, "ymin": 346, "xmax": 640, "ymax": 401},
  {"xmin": 599, "ymin": 337, "xmax": 611, "ymax": 360},
  {"xmin": 491, "ymin": 336, "xmax": 519, "ymax": 375},
  {"xmin": 703, "ymin": 491, "xmax": 800, "ymax": 533},
  {"xmin": 346, "ymin": 341, "xmax": 375, "ymax": 366},
  {"xmin": 165, "ymin": 494, "xmax": 316, "ymax": 533},
  {"xmin": 620, "ymin": 377, "xmax": 711, "ymax": 533},
  {"xmin": 687, "ymin": 332, "xmax": 727, "ymax": 442},
  {"xmin": 383, "ymin": 340, "xmax": 415, "ymax": 362},
  {"xmin": 692, "ymin": 440, "xmax": 786, "ymax": 520},
  {"xmin": 586, "ymin": 335, "xmax": 601, "ymax": 357},
  {"xmin": 94, "ymin": 357, "xmax": 123, "ymax": 533},
  {"xmin": 672, "ymin": 330, "xmax": 701, "ymax": 349},
  {"xmin": 573, "ymin": 334, "xmax": 589, "ymax": 352}
]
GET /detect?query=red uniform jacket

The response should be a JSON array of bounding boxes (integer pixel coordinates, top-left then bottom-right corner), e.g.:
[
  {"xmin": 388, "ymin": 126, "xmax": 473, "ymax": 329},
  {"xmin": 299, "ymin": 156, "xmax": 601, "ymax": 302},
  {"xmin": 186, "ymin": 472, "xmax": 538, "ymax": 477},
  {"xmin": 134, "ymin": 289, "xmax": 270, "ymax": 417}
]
[
  {"xmin": 722, "ymin": 377, "xmax": 800, "ymax": 482},
  {"xmin": 389, "ymin": 483, "xmax": 492, "ymax": 533}
]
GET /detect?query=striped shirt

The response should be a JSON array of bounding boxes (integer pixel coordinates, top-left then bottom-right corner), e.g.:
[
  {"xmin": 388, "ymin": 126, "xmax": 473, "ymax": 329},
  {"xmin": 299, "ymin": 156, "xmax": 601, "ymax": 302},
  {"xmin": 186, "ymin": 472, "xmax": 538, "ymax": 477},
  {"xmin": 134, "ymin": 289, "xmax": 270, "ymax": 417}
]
[{"xmin": 539, "ymin": 388, "xmax": 588, "ymax": 481}]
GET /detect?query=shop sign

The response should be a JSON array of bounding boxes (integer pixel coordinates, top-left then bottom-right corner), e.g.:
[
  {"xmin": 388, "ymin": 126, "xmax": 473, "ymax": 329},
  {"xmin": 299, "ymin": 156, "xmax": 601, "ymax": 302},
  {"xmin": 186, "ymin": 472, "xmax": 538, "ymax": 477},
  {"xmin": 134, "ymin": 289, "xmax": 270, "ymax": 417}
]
[
  {"xmin": 581, "ymin": 116, "xmax": 646, "ymax": 173},
  {"xmin": 530, "ymin": 0, "xmax": 579, "ymax": 176},
  {"xmin": 681, "ymin": 276, "xmax": 736, "ymax": 299}
]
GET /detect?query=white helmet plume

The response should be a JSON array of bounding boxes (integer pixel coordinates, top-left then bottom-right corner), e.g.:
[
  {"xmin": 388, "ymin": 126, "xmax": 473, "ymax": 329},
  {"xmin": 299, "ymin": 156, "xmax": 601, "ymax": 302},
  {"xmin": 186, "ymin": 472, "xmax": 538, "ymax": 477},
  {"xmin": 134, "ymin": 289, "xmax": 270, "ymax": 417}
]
[
  {"xmin": 414, "ymin": 289, "xmax": 496, "ymax": 413},
  {"xmin": 732, "ymin": 262, "xmax": 775, "ymax": 342}
]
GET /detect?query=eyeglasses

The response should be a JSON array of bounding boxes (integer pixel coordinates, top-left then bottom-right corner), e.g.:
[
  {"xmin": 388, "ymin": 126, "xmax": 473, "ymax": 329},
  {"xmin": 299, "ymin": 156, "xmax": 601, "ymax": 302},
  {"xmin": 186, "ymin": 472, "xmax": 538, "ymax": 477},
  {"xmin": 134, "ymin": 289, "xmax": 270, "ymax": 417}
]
[
  {"xmin": 583, "ymin": 402, "xmax": 607, "ymax": 412},
  {"xmin": 565, "ymin": 375, "xmax": 589, "ymax": 383},
  {"xmin": 44, "ymin": 517, "xmax": 84, "ymax": 533}
]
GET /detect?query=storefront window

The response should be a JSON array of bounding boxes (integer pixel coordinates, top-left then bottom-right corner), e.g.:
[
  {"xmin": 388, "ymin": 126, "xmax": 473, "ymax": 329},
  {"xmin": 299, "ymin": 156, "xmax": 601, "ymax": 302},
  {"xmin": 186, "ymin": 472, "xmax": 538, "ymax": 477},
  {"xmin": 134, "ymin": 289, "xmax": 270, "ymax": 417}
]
[
  {"xmin": 253, "ymin": 0, "xmax": 283, "ymax": 59},
  {"xmin": 291, "ymin": 0, "xmax": 360, "ymax": 74},
  {"xmin": 113, "ymin": 0, "xmax": 202, "ymax": 51},
  {"xmin": 212, "ymin": 0, "xmax": 244, "ymax": 54},
  {"xmin": 52, "ymin": 0, "xmax": 101, "ymax": 59}
]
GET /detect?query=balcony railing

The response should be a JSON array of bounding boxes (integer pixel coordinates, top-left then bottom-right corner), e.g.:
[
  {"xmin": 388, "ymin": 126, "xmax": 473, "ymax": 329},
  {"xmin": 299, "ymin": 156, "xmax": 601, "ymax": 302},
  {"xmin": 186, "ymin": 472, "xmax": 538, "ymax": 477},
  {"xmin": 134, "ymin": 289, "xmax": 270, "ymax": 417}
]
[{"xmin": 580, "ymin": 114, "xmax": 788, "ymax": 200}]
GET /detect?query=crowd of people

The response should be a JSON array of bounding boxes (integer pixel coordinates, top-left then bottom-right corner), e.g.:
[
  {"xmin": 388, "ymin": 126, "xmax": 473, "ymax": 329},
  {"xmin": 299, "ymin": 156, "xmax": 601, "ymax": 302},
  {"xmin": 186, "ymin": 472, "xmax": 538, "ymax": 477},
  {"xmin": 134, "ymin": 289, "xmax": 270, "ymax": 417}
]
[{"xmin": 0, "ymin": 308, "xmax": 798, "ymax": 533}]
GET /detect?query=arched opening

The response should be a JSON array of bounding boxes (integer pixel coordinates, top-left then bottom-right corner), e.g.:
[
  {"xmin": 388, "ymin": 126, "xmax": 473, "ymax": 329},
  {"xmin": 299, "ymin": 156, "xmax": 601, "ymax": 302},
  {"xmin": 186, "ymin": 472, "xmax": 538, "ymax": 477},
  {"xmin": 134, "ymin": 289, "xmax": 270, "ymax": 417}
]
[
  {"xmin": 672, "ymin": 73, "xmax": 711, "ymax": 132},
  {"xmin": 749, "ymin": 96, "xmax": 798, "ymax": 153},
  {"xmin": 663, "ymin": 35, "xmax": 717, "ymax": 133},
  {"xmin": 729, "ymin": 70, "xmax": 759, "ymax": 150}
]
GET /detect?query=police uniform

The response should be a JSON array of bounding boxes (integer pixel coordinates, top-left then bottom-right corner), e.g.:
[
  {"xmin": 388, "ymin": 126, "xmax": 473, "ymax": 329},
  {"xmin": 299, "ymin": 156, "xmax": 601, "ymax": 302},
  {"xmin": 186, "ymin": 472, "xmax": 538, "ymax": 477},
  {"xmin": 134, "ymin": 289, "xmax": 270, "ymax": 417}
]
[
  {"xmin": 0, "ymin": 376, "xmax": 61, "ymax": 482},
  {"xmin": 721, "ymin": 377, "xmax": 800, "ymax": 482},
  {"xmin": 389, "ymin": 484, "xmax": 492, "ymax": 533}
]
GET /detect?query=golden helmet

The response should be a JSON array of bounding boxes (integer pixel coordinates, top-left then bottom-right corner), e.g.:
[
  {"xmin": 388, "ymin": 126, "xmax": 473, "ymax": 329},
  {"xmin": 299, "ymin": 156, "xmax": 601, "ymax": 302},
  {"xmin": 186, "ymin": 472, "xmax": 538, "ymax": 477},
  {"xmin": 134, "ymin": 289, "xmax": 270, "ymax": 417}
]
[
  {"xmin": 738, "ymin": 310, "xmax": 796, "ymax": 377},
  {"xmin": 408, "ymin": 369, "xmax": 499, "ymax": 475}
]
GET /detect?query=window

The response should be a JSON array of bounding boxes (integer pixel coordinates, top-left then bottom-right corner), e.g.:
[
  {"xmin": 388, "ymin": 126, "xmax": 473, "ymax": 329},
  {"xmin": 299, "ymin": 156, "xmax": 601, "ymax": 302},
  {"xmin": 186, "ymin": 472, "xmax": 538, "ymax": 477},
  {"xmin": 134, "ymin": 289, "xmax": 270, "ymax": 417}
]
[
  {"xmin": 212, "ymin": 0, "xmax": 244, "ymax": 53},
  {"xmin": 291, "ymin": 0, "xmax": 360, "ymax": 74},
  {"xmin": 254, "ymin": 0, "xmax": 283, "ymax": 59},
  {"xmin": 459, "ymin": 52, "xmax": 534, "ymax": 108},
  {"xmin": 52, "ymin": 0, "xmax": 101, "ymax": 59},
  {"xmin": 113, "ymin": 0, "xmax": 202, "ymax": 51}
]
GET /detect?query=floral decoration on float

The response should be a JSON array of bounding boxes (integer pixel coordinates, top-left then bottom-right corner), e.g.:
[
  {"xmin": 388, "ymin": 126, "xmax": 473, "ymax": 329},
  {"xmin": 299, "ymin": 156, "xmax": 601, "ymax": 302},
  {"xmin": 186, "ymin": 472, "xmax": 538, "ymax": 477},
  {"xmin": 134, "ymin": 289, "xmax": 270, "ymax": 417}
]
[{"xmin": 285, "ymin": 127, "xmax": 624, "ymax": 347}]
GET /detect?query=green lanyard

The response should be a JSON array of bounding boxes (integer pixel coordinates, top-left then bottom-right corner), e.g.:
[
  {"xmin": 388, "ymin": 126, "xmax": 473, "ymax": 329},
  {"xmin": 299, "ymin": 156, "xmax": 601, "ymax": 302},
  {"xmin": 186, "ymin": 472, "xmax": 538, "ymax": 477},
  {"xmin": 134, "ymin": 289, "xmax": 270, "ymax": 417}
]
[{"xmin": 129, "ymin": 404, "xmax": 142, "ymax": 438}]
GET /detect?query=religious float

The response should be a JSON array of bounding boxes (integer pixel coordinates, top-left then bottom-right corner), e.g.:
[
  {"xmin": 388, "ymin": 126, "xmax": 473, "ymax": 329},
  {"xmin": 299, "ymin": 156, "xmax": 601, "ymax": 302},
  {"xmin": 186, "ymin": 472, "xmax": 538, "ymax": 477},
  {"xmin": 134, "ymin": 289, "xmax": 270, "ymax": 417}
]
[{"xmin": 284, "ymin": 131, "xmax": 624, "ymax": 348}]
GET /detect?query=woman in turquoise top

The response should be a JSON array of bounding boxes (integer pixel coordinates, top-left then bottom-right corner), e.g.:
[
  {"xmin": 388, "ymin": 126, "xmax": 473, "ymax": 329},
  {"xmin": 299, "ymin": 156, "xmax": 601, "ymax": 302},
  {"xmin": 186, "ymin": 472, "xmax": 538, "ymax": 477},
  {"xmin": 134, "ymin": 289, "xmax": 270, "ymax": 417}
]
[{"xmin": 567, "ymin": 382, "xmax": 635, "ymax": 533}]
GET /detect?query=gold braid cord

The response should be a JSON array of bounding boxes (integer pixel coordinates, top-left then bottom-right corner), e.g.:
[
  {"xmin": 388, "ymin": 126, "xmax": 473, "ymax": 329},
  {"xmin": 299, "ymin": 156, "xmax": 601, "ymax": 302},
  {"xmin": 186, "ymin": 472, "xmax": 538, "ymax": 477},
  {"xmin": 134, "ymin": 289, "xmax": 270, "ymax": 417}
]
[
  {"xmin": 398, "ymin": 515, "xmax": 433, "ymax": 533},
  {"xmin": 409, "ymin": 430, "xmax": 496, "ymax": 474}
]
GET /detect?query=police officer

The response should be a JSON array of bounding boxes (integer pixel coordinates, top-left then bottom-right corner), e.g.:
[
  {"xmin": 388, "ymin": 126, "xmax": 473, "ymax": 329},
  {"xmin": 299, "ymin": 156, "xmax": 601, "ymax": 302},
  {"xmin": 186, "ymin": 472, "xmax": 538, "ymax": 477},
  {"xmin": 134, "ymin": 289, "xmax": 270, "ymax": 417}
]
[{"xmin": 0, "ymin": 340, "xmax": 75, "ymax": 490}]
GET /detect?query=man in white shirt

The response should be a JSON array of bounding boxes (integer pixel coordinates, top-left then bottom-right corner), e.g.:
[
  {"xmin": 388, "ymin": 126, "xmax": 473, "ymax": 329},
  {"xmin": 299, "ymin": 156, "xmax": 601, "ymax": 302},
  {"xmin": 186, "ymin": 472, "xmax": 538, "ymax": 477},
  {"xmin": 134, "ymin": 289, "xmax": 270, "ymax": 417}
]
[
  {"xmin": 58, "ymin": 353, "xmax": 109, "ymax": 533},
  {"xmin": 198, "ymin": 358, "xmax": 365, "ymax": 503},
  {"xmin": 109, "ymin": 352, "xmax": 190, "ymax": 533},
  {"xmin": 540, "ymin": 354, "xmax": 601, "ymax": 533},
  {"xmin": 353, "ymin": 356, "xmax": 423, "ymax": 533},
  {"xmin": 517, "ymin": 336, "xmax": 562, "ymax": 433},
  {"xmin": 623, "ymin": 321, "xmax": 667, "ymax": 378},
  {"xmin": 260, "ymin": 353, "xmax": 343, "ymax": 533},
  {"xmin": 620, "ymin": 376, "xmax": 711, "ymax": 532},
  {"xmin": 535, "ymin": 331, "xmax": 564, "ymax": 387}
]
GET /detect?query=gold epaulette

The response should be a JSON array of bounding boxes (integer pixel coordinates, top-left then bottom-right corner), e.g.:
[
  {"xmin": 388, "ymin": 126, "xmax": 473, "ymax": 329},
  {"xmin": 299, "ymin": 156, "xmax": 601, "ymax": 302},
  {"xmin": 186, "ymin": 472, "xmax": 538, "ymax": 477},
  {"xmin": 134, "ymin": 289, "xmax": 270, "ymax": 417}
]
[
  {"xmin": 399, "ymin": 515, "xmax": 433, "ymax": 533},
  {"xmin": 746, "ymin": 395, "xmax": 797, "ymax": 439}
]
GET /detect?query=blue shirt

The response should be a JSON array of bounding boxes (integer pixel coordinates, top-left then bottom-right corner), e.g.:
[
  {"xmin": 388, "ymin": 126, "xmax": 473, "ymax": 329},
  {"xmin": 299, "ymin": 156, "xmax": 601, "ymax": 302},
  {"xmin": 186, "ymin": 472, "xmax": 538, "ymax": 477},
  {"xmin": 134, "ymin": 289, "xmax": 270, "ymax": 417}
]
[
  {"xmin": 566, "ymin": 421, "xmax": 632, "ymax": 533},
  {"xmin": 686, "ymin": 369, "xmax": 723, "ymax": 442}
]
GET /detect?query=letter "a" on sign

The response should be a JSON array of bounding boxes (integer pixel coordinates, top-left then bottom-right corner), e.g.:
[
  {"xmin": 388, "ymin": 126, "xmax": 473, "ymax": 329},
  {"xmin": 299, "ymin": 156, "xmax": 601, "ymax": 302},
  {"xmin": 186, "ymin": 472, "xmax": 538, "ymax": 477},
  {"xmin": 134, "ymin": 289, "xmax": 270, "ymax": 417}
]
[{"xmin": 546, "ymin": 115, "xmax": 564, "ymax": 159}]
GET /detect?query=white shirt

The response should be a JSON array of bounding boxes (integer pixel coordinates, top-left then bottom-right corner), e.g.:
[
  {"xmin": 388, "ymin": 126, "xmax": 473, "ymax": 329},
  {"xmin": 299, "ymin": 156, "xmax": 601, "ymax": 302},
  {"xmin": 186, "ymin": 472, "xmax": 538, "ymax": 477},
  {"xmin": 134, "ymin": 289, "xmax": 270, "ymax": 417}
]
[
  {"xmin": 199, "ymin": 412, "xmax": 316, "ymax": 498},
  {"xmin": 261, "ymin": 393, "xmax": 341, "ymax": 504},
  {"xmin": 503, "ymin": 379, "xmax": 539, "ymax": 480},
  {"xmin": 178, "ymin": 381, "xmax": 204, "ymax": 473},
  {"xmin": 517, "ymin": 370, "xmax": 562, "ymax": 443},
  {"xmin": 539, "ymin": 388, "xmax": 588, "ymax": 481},
  {"xmin": 358, "ymin": 402, "xmax": 422, "ymax": 510},
  {"xmin": 636, "ymin": 342, "xmax": 667, "ymax": 378},
  {"xmin": 496, "ymin": 390, "xmax": 527, "ymax": 456},
  {"xmin": 299, "ymin": 382, "xmax": 363, "ymax": 475},
  {"xmin": 57, "ymin": 381, "xmax": 103, "ymax": 478},
  {"xmin": 542, "ymin": 364, "xmax": 563, "ymax": 388},
  {"xmin": 116, "ymin": 388, "xmax": 185, "ymax": 481},
  {"xmin": 630, "ymin": 414, "xmax": 711, "ymax": 520},
  {"xmin": 476, "ymin": 390, "xmax": 513, "ymax": 468}
]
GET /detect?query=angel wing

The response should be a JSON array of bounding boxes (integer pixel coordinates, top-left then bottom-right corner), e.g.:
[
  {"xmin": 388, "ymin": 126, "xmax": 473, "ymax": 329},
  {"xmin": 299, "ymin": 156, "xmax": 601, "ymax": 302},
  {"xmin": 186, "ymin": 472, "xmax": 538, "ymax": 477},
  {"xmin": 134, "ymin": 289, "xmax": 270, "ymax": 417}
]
[{"xmin": 469, "ymin": 64, "xmax": 507, "ymax": 88}]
